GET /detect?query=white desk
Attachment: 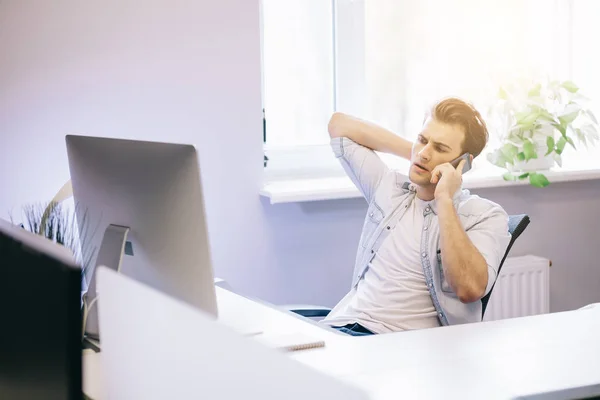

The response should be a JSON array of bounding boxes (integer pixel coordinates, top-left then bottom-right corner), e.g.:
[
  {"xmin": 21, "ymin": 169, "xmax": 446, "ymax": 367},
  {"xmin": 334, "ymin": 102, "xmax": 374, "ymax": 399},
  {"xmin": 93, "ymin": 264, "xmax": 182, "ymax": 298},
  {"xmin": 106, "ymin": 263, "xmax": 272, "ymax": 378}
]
[
  {"xmin": 83, "ymin": 289, "xmax": 600, "ymax": 400},
  {"xmin": 291, "ymin": 304, "xmax": 600, "ymax": 399},
  {"xmin": 82, "ymin": 286, "xmax": 346, "ymax": 399},
  {"xmin": 214, "ymin": 287, "xmax": 344, "ymax": 341}
]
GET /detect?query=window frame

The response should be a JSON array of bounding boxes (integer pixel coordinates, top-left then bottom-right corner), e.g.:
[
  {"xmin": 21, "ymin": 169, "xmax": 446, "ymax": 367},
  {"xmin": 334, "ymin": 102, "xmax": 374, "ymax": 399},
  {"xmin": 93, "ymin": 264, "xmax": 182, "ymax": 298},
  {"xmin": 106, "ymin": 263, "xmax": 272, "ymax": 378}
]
[
  {"xmin": 263, "ymin": 0, "xmax": 368, "ymax": 180},
  {"xmin": 262, "ymin": 0, "xmax": 597, "ymax": 183}
]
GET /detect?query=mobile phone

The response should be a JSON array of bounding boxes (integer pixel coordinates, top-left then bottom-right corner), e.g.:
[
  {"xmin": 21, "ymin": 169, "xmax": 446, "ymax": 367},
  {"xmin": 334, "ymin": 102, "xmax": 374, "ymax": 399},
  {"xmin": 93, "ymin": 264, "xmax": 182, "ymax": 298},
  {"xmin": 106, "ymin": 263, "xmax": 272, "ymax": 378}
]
[{"xmin": 451, "ymin": 153, "xmax": 472, "ymax": 174}]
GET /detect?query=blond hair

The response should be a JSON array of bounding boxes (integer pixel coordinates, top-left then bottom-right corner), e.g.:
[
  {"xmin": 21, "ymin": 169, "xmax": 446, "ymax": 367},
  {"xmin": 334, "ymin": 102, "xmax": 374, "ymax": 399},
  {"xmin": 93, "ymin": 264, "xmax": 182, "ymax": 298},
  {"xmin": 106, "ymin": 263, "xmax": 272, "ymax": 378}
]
[{"xmin": 427, "ymin": 97, "xmax": 489, "ymax": 158}]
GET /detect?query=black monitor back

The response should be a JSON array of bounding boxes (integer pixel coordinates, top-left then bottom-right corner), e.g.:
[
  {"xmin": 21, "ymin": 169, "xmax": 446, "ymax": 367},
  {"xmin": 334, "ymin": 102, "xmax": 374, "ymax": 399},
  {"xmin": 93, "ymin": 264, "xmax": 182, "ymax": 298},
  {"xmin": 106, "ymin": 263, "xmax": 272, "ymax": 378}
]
[{"xmin": 0, "ymin": 219, "xmax": 82, "ymax": 400}]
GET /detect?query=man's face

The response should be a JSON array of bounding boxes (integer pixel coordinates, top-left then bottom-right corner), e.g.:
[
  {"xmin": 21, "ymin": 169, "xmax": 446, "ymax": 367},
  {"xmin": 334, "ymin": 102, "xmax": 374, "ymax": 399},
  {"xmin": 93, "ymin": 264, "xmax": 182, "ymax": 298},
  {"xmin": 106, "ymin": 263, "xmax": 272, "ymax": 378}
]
[{"xmin": 409, "ymin": 118, "xmax": 466, "ymax": 187}]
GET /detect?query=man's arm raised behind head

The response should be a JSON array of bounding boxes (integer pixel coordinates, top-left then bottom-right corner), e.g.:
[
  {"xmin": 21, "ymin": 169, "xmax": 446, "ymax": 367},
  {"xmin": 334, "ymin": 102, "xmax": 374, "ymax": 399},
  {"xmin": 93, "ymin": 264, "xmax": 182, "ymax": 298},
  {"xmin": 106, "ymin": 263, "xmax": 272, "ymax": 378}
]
[
  {"xmin": 328, "ymin": 113, "xmax": 412, "ymax": 203},
  {"xmin": 328, "ymin": 112, "xmax": 413, "ymax": 160}
]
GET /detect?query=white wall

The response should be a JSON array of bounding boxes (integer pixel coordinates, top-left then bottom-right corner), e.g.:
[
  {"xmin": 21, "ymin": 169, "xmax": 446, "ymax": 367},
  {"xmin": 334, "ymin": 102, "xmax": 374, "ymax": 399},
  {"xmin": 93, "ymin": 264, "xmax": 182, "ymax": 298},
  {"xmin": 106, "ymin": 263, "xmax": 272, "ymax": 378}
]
[
  {"xmin": 0, "ymin": 0, "xmax": 362, "ymax": 308},
  {"xmin": 1, "ymin": 0, "xmax": 599, "ymax": 313},
  {"xmin": 0, "ymin": 0, "xmax": 276, "ymax": 297}
]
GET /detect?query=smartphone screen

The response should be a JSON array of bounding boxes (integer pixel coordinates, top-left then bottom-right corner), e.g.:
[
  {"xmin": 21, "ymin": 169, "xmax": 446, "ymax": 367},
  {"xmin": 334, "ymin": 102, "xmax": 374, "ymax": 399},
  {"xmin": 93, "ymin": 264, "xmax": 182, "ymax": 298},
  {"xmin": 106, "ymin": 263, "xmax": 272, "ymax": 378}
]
[{"xmin": 451, "ymin": 153, "xmax": 472, "ymax": 174}]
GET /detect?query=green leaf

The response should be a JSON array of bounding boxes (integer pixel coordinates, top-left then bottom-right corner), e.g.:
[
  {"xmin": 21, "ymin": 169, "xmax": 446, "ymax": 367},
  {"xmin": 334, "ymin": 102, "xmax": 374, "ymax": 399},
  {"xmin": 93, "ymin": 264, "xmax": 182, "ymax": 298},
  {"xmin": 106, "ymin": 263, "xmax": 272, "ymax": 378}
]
[
  {"xmin": 561, "ymin": 81, "xmax": 579, "ymax": 93},
  {"xmin": 517, "ymin": 152, "xmax": 526, "ymax": 161},
  {"xmin": 517, "ymin": 111, "xmax": 540, "ymax": 127},
  {"xmin": 546, "ymin": 136, "xmax": 555, "ymax": 155},
  {"xmin": 566, "ymin": 136, "xmax": 576, "ymax": 149},
  {"xmin": 528, "ymin": 83, "xmax": 541, "ymax": 98},
  {"xmin": 538, "ymin": 109, "xmax": 557, "ymax": 123},
  {"xmin": 553, "ymin": 122, "xmax": 567, "ymax": 137},
  {"xmin": 503, "ymin": 172, "xmax": 517, "ymax": 181},
  {"xmin": 515, "ymin": 110, "xmax": 530, "ymax": 121},
  {"xmin": 558, "ymin": 110, "xmax": 579, "ymax": 125},
  {"xmin": 495, "ymin": 153, "xmax": 509, "ymax": 167},
  {"xmin": 487, "ymin": 150, "xmax": 509, "ymax": 168},
  {"xmin": 500, "ymin": 143, "xmax": 518, "ymax": 161},
  {"xmin": 523, "ymin": 141, "xmax": 537, "ymax": 160},
  {"xmin": 556, "ymin": 136, "xmax": 567, "ymax": 154},
  {"xmin": 518, "ymin": 172, "xmax": 530, "ymax": 180},
  {"xmin": 529, "ymin": 172, "xmax": 550, "ymax": 188}
]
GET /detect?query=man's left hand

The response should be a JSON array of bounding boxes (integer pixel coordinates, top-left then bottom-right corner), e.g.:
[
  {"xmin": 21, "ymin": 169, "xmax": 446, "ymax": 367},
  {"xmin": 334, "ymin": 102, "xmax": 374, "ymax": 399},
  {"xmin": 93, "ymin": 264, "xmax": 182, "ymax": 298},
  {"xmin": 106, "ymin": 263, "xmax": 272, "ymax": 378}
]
[{"xmin": 431, "ymin": 160, "xmax": 465, "ymax": 201}]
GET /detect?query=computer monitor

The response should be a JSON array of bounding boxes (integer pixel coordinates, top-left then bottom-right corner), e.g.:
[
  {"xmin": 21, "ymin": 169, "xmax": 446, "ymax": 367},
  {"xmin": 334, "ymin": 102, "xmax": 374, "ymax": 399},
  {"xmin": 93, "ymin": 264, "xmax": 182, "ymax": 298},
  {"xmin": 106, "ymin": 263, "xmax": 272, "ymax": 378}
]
[
  {"xmin": 0, "ymin": 219, "xmax": 82, "ymax": 400},
  {"xmin": 65, "ymin": 134, "xmax": 218, "ymax": 342}
]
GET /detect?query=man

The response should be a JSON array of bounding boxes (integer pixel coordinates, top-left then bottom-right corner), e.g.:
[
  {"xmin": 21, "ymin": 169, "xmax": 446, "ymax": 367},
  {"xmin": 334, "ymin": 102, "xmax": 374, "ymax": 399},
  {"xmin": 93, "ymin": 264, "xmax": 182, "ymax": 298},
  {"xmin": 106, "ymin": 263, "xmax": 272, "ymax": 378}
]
[{"xmin": 322, "ymin": 97, "xmax": 511, "ymax": 336}]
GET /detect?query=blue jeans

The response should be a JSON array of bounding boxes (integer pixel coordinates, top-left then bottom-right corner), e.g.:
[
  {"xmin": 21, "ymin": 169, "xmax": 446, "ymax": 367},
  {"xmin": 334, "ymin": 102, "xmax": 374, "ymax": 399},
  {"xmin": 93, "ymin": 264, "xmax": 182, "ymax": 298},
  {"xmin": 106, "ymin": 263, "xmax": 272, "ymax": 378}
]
[{"xmin": 332, "ymin": 323, "xmax": 375, "ymax": 337}]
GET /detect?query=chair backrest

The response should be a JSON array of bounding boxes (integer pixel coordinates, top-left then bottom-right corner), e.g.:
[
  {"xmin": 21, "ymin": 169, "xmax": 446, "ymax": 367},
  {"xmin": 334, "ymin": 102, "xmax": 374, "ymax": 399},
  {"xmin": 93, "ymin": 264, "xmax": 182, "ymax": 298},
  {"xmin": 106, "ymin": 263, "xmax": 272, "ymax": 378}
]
[{"xmin": 481, "ymin": 214, "xmax": 531, "ymax": 317}]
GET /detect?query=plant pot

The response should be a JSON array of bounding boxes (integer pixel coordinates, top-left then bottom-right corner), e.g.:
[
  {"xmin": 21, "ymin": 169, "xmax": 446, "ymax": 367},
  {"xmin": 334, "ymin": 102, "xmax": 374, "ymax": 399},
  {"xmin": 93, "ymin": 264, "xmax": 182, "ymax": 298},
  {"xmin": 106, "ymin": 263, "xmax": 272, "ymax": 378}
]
[{"xmin": 514, "ymin": 154, "xmax": 554, "ymax": 172}]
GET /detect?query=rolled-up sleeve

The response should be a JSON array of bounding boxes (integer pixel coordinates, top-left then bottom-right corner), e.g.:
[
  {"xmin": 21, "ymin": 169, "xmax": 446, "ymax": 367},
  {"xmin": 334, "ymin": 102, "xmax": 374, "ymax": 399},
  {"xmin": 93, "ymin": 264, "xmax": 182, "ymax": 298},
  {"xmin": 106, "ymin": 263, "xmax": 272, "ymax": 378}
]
[
  {"xmin": 331, "ymin": 137, "xmax": 388, "ymax": 204},
  {"xmin": 465, "ymin": 206, "xmax": 511, "ymax": 296}
]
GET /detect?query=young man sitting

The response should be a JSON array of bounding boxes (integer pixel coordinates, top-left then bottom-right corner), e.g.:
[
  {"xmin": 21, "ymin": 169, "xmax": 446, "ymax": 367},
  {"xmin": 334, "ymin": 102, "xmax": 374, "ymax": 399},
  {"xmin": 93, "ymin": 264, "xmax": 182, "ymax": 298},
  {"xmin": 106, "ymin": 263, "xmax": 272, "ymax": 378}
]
[{"xmin": 322, "ymin": 98, "xmax": 511, "ymax": 336}]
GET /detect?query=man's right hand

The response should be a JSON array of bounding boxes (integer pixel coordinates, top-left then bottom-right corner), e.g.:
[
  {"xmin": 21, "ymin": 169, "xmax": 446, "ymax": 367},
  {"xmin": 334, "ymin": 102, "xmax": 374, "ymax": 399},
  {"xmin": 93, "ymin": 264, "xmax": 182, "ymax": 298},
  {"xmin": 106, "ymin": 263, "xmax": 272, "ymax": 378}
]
[{"xmin": 327, "ymin": 112, "xmax": 413, "ymax": 161}]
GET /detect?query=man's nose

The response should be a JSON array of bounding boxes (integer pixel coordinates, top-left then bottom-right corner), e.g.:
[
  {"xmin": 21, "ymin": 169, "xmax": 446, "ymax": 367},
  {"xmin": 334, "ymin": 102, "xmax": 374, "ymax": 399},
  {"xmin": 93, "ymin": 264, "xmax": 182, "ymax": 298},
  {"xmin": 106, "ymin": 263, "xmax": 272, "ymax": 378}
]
[{"xmin": 418, "ymin": 145, "xmax": 432, "ymax": 162}]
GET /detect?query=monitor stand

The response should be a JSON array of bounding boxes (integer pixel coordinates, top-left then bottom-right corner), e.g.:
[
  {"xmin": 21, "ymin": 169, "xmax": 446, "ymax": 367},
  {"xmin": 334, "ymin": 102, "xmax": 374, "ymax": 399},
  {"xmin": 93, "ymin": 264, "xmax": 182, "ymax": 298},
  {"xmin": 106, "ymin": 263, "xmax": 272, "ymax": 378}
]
[{"xmin": 82, "ymin": 224, "xmax": 130, "ymax": 348}]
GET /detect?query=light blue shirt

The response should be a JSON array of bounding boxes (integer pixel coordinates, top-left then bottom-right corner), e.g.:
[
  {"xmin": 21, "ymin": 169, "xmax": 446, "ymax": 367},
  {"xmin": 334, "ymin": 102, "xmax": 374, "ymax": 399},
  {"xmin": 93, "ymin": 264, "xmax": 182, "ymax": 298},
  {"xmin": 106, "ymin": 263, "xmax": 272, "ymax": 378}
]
[{"xmin": 331, "ymin": 137, "xmax": 511, "ymax": 326}]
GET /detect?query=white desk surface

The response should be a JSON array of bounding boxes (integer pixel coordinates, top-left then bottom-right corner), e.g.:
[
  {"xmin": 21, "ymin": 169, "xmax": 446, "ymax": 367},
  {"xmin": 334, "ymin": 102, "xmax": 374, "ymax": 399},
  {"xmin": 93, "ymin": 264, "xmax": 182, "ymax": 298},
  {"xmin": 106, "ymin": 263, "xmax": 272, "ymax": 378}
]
[
  {"xmin": 82, "ymin": 287, "xmax": 345, "ymax": 399},
  {"xmin": 83, "ymin": 288, "xmax": 600, "ymax": 400},
  {"xmin": 291, "ymin": 304, "xmax": 600, "ymax": 399}
]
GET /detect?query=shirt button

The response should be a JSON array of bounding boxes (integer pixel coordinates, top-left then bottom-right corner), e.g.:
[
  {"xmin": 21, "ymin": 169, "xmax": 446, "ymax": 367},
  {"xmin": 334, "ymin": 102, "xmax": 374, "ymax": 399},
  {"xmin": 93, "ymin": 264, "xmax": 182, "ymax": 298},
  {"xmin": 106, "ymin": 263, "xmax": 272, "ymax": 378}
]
[
  {"xmin": 422, "ymin": 252, "xmax": 427, "ymax": 258},
  {"xmin": 425, "ymin": 207, "xmax": 431, "ymax": 212},
  {"xmin": 369, "ymin": 212, "xmax": 374, "ymax": 217},
  {"xmin": 386, "ymin": 226, "xmax": 391, "ymax": 230},
  {"xmin": 424, "ymin": 226, "xmax": 428, "ymax": 231},
  {"xmin": 428, "ymin": 283, "xmax": 433, "ymax": 288},
  {"xmin": 371, "ymin": 250, "xmax": 374, "ymax": 254}
]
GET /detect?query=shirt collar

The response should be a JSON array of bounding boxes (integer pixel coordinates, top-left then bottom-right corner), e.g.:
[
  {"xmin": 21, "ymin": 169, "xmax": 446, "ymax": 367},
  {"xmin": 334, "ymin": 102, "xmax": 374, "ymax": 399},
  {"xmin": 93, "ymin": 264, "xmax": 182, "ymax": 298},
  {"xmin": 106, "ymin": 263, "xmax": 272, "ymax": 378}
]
[{"xmin": 404, "ymin": 182, "xmax": 463, "ymax": 215}]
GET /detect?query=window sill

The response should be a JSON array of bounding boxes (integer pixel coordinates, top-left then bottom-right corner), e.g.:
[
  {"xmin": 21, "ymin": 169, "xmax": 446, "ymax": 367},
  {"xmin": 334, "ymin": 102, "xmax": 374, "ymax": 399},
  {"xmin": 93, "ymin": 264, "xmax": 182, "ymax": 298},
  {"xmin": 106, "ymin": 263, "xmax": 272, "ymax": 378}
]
[{"xmin": 260, "ymin": 162, "xmax": 600, "ymax": 204}]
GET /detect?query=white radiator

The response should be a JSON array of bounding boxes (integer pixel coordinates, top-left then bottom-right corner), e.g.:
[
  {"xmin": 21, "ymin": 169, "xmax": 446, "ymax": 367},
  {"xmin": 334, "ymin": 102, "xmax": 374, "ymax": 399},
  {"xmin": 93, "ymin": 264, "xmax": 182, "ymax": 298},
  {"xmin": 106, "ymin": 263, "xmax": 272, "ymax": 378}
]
[{"xmin": 483, "ymin": 255, "xmax": 550, "ymax": 322}]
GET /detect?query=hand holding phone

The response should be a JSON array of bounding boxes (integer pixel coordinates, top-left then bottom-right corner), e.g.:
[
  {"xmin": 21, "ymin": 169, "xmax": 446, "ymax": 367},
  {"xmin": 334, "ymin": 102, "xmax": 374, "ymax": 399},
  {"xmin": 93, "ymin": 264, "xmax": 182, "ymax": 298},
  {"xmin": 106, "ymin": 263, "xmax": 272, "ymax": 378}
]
[
  {"xmin": 450, "ymin": 153, "xmax": 472, "ymax": 174},
  {"xmin": 431, "ymin": 152, "xmax": 473, "ymax": 200}
]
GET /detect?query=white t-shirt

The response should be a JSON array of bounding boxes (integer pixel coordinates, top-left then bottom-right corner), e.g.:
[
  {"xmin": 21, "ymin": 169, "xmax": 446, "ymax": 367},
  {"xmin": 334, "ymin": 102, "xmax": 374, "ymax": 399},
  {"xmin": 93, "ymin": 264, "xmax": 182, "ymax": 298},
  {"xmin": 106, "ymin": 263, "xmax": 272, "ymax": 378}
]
[{"xmin": 323, "ymin": 198, "xmax": 441, "ymax": 334}]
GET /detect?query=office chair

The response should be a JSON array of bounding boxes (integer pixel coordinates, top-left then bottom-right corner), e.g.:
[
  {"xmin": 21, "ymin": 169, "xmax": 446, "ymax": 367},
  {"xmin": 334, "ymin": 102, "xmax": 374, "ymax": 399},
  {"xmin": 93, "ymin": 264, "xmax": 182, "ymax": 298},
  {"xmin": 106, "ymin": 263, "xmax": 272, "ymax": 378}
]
[
  {"xmin": 288, "ymin": 214, "xmax": 531, "ymax": 320},
  {"xmin": 481, "ymin": 213, "xmax": 530, "ymax": 317}
]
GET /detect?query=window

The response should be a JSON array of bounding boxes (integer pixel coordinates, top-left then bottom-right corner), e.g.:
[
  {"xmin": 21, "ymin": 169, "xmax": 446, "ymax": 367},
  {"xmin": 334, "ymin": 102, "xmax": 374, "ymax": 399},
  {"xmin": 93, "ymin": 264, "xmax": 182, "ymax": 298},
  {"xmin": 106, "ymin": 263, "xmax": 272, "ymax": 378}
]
[
  {"xmin": 261, "ymin": 0, "xmax": 600, "ymax": 175},
  {"xmin": 361, "ymin": 0, "xmax": 566, "ymax": 143},
  {"xmin": 572, "ymin": 0, "xmax": 600, "ymax": 117},
  {"xmin": 261, "ymin": 0, "xmax": 334, "ymax": 148}
]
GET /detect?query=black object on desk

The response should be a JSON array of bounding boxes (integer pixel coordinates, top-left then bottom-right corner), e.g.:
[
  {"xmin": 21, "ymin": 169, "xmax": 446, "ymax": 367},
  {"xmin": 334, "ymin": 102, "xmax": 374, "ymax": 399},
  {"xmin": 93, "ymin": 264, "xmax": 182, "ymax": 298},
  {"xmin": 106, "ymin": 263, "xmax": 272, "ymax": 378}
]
[{"xmin": 0, "ymin": 219, "xmax": 82, "ymax": 400}]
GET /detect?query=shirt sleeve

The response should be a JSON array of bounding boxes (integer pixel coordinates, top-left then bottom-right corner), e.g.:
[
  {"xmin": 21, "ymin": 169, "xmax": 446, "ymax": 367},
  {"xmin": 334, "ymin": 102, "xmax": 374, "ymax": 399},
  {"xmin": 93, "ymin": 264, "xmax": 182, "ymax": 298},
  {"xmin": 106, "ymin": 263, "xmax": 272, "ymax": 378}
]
[
  {"xmin": 330, "ymin": 136, "xmax": 389, "ymax": 204},
  {"xmin": 465, "ymin": 205, "xmax": 511, "ymax": 296}
]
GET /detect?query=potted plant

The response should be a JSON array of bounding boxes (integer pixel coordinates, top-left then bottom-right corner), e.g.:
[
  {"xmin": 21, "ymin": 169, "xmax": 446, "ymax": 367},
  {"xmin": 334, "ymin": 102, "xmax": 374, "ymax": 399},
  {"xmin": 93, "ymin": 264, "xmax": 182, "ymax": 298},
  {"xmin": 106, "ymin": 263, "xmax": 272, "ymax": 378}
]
[
  {"xmin": 486, "ymin": 79, "xmax": 600, "ymax": 187},
  {"xmin": 11, "ymin": 201, "xmax": 97, "ymax": 286}
]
